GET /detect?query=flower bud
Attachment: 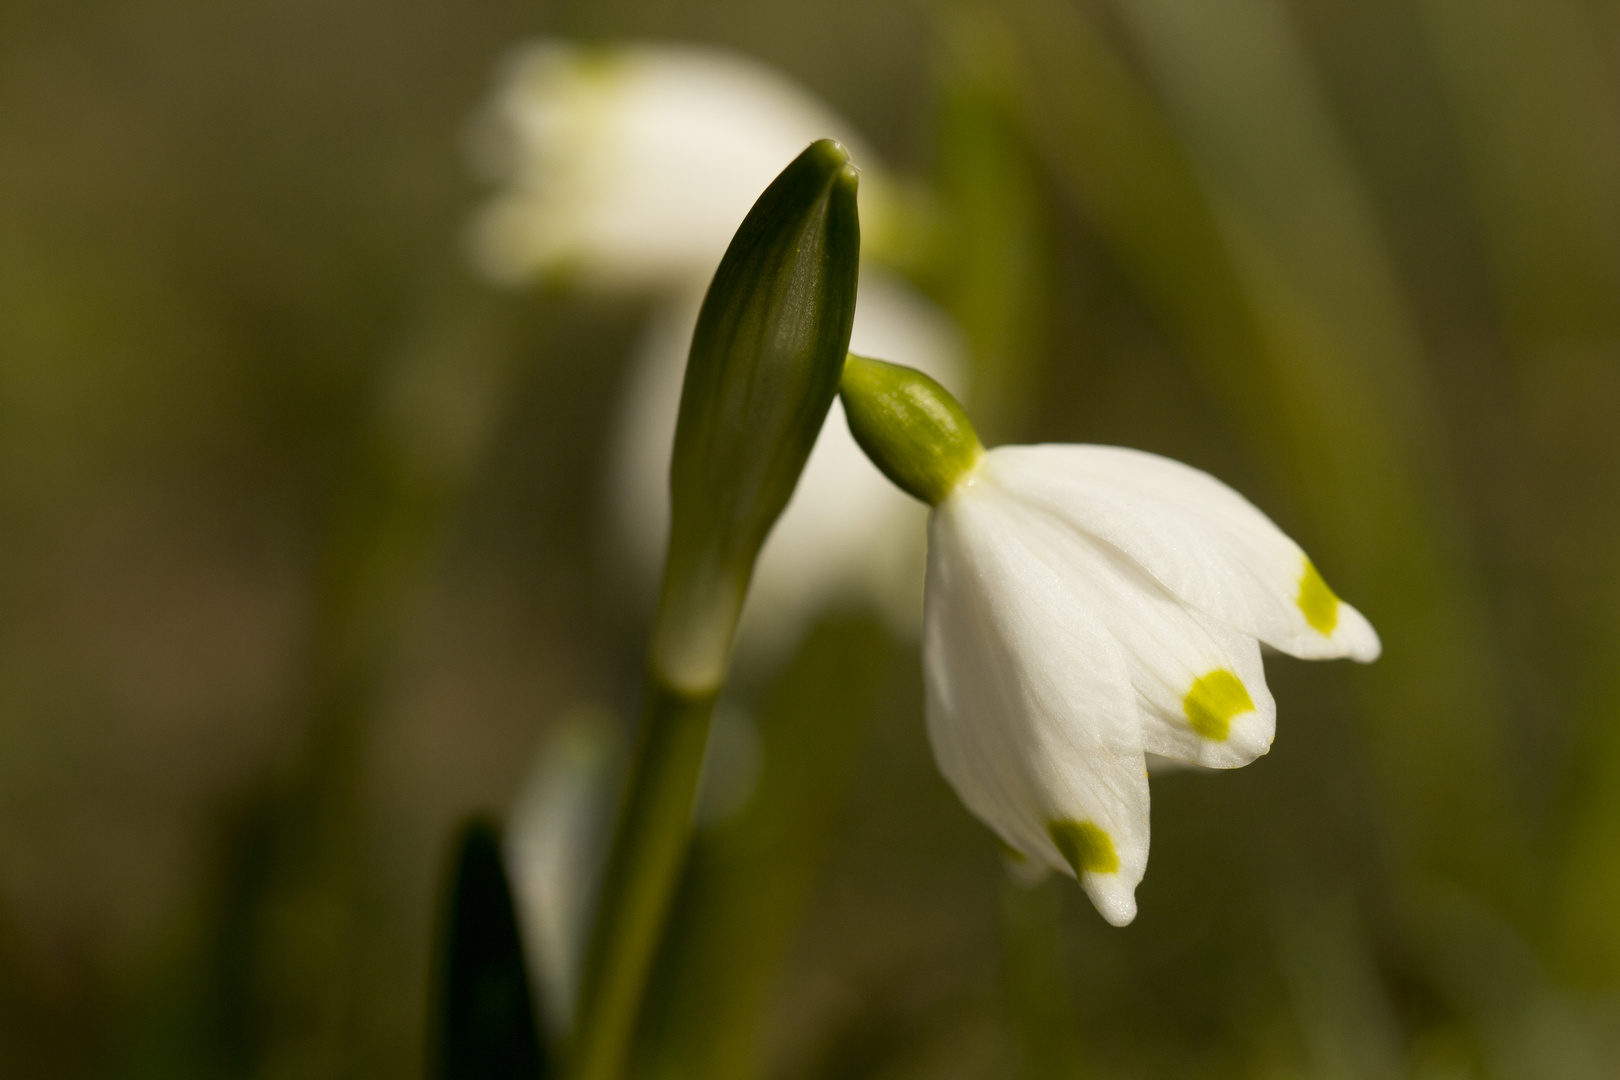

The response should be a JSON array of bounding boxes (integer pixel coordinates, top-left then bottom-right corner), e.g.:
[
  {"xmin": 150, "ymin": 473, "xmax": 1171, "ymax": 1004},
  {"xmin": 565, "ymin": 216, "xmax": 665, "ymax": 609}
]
[
  {"xmin": 840, "ymin": 354, "xmax": 984, "ymax": 505},
  {"xmin": 652, "ymin": 139, "xmax": 861, "ymax": 693}
]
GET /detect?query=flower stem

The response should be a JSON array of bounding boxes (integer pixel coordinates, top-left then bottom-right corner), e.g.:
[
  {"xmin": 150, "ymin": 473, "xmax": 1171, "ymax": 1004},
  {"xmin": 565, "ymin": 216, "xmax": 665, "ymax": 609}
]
[
  {"xmin": 631, "ymin": 616, "xmax": 893, "ymax": 1080},
  {"xmin": 568, "ymin": 677, "xmax": 717, "ymax": 1080}
]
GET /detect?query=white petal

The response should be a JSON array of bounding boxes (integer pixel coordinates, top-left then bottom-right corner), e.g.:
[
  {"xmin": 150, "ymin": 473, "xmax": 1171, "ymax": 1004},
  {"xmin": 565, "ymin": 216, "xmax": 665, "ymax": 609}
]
[
  {"xmin": 1016, "ymin": 513, "xmax": 1276, "ymax": 768},
  {"xmin": 925, "ymin": 485, "xmax": 1149, "ymax": 926},
  {"xmin": 467, "ymin": 40, "xmax": 887, "ymax": 289},
  {"xmin": 607, "ymin": 274, "xmax": 968, "ymax": 668},
  {"xmin": 1144, "ymin": 753, "xmax": 1213, "ymax": 776},
  {"xmin": 984, "ymin": 445, "xmax": 1380, "ymax": 662}
]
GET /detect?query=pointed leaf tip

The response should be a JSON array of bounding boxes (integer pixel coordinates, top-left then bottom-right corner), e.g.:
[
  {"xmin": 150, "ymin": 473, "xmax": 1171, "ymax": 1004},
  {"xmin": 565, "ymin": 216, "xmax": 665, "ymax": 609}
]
[{"xmin": 433, "ymin": 818, "xmax": 546, "ymax": 1079}]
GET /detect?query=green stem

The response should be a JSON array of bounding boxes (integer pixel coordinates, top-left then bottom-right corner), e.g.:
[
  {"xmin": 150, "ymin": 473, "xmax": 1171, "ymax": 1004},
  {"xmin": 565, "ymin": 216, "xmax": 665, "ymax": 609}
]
[
  {"xmin": 1002, "ymin": 877, "xmax": 1089, "ymax": 1079},
  {"xmin": 568, "ymin": 678, "xmax": 717, "ymax": 1080},
  {"xmin": 631, "ymin": 616, "xmax": 892, "ymax": 1080}
]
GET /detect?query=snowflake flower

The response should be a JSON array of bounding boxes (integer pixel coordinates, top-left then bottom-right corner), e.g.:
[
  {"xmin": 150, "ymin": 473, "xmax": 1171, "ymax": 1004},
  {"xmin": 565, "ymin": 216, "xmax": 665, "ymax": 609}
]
[
  {"xmin": 466, "ymin": 39, "xmax": 892, "ymax": 289},
  {"xmin": 840, "ymin": 355, "xmax": 1379, "ymax": 925},
  {"xmin": 467, "ymin": 40, "xmax": 956, "ymax": 662}
]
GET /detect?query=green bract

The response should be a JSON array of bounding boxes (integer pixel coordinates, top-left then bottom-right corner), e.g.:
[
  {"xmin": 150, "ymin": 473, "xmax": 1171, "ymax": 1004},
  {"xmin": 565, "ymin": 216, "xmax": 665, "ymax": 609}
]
[
  {"xmin": 652, "ymin": 139, "xmax": 861, "ymax": 693},
  {"xmin": 840, "ymin": 354, "xmax": 984, "ymax": 506}
]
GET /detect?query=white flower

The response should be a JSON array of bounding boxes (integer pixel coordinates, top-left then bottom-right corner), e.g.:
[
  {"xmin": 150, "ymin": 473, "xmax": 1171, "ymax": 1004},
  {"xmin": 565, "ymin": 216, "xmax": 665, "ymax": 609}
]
[
  {"xmin": 922, "ymin": 444, "xmax": 1379, "ymax": 926},
  {"xmin": 609, "ymin": 272, "xmax": 969, "ymax": 667},
  {"xmin": 468, "ymin": 38, "xmax": 954, "ymax": 662},
  {"xmin": 467, "ymin": 39, "xmax": 891, "ymax": 290},
  {"xmin": 504, "ymin": 700, "xmax": 763, "ymax": 1035},
  {"xmin": 506, "ymin": 710, "xmax": 622, "ymax": 1035}
]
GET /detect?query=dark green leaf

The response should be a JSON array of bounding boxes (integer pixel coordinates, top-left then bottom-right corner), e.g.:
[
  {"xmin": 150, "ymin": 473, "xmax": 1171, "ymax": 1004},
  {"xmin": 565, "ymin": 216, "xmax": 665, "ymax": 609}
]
[{"xmin": 432, "ymin": 819, "xmax": 546, "ymax": 1080}]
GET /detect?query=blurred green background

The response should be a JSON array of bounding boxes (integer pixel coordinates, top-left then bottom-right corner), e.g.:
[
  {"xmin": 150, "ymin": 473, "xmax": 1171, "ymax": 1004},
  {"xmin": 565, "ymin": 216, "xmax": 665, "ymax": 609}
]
[{"xmin": 4, "ymin": 0, "xmax": 1620, "ymax": 1077}]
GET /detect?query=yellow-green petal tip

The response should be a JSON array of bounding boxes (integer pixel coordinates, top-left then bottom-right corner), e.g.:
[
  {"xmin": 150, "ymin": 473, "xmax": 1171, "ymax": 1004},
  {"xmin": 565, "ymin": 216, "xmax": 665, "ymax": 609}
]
[
  {"xmin": 1047, "ymin": 820, "xmax": 1119, "ymax": 876},
  {"xmin": 1184, "ymin": 669, "xmax": 1255, "ymax": 741},
  {"xmin": 1298, "ymin": 559, "xmax": 1340, "ymax": 635}
]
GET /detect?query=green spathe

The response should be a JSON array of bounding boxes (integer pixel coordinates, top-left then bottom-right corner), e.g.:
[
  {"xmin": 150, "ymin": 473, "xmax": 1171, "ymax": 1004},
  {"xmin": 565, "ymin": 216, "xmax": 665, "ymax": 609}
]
[
  {"xmin": 653, "ymin": 139, "xmax": 862, "ymax": 693},
  {"xmin": 840, "ymin": 354, "xmax": 983, "ymax": 505},
  {"xmin": 572, "ymin": 141, "xmax": 862, "ymax": 1080}
]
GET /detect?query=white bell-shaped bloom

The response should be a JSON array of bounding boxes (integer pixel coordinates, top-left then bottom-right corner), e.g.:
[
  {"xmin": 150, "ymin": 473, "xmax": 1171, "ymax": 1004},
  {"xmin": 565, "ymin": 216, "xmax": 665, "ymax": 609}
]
[
  {"xmin": 505, "ymin": 700, "xmax": 763, "ymax": 1033},
  {"xmin": 609, "ymin": 272, "xmax": 969, "ymax": 667},
  {"xmin": 467, "ymin": 39, "xmax": 889, "ymax": 289},
  {"xmin": 923, "ymin": 445, "xmax": 1379, "ymax": 926},
  {"xmin": 468, "ymin": 38, "xmax": 957, "ymax": 660},
  {"xmin": 506, "ymin": 710, "xmax": 623, "ymax": 1035}
]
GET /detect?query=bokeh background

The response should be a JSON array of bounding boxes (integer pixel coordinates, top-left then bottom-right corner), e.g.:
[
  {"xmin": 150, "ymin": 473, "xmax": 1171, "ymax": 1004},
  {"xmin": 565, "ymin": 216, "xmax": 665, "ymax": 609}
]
[{"xmin": 4, "ymin": 0, "xmax": 1620, "ymax": 1077}]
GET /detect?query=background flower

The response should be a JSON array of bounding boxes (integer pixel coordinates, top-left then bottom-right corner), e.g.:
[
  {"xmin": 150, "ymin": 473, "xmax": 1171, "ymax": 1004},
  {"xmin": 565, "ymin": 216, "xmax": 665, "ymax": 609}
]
[
  {"xmin": 466, "ymin": 39, "xmax": 895, "ymax": 289},
  {"xmin": 504, "ymin": 709, "xmax": 622, "ymax": 1037},
  {"xmin": 470, "ymin": 38, "xmax": 963, "ymax": 670}
]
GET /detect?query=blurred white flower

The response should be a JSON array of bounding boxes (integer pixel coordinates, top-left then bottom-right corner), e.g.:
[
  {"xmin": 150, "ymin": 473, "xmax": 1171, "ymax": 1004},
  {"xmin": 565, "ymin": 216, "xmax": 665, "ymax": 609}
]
[
  {"xmin": 467, "ymin": 39, "xmax": 892, "ymax": 290},
  {"xmin": 468, "ymin": 38, "xmax": 957, "ymax": 659},
  {"xmin": 505, "ymin": 698, "xmax": 765, "ymax": 1034},
  {"xmin": 505, "ymin": 710, "xmax": 622, "ymax": 1036},
  {"xmin": 923, "ymin": 444, "xmax": 1380, "ymax": 925},
  {"xmin": 609, "ymin": 271, "xmax": 968, "ymax": 668}
]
